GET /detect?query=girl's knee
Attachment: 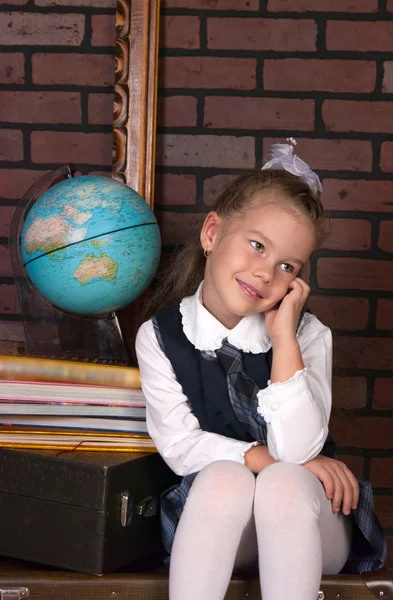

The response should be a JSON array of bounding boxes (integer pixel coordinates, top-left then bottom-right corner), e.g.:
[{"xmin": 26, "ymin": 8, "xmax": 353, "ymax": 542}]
[
  {"xmin": 255, "ymin": 462, "xmax": 321, "ymax": 519},
  {"xmin": 194, "ymin": 460, "xmax": 255, "ymax": 496},
  {"xmin": 187, "ymin": 460, "xmax": 256, "ymax": 520}
]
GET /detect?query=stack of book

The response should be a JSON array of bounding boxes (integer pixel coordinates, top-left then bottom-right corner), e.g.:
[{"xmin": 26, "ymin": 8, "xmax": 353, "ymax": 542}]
[{"xmin": 0, "ymin": 355, "xmax": 155, "ymax": 452}]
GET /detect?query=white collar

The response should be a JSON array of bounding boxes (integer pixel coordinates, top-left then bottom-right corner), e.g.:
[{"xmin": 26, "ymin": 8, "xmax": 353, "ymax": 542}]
[{"xmin": 179, "ymin": 282, "xmax": 272, "ymax": 354}]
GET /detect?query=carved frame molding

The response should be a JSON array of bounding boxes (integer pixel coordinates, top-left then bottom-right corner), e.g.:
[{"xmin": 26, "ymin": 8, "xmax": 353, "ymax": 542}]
[{"xmin": 112, "ymin": 0, "xmax": 160, "ymax": 211}]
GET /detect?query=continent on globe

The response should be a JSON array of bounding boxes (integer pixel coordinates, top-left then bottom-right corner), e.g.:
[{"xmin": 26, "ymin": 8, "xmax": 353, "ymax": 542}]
[
  {"xmin": 63, "ymin": 204, "xmax": 93, "ymax": 225},
  {"xmin": 24, "ymin": 215, "xmax": 87, "ymax": 255},
  {"xmin": 74, "ymin": 252, "xmax": 118, "ymax": 286}
]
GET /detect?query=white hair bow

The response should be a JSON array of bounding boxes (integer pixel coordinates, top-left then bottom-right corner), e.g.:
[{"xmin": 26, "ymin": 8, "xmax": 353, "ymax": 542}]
[{"xmin": 261, "ymin": 138, "xmax": 322, "ymax": 198}]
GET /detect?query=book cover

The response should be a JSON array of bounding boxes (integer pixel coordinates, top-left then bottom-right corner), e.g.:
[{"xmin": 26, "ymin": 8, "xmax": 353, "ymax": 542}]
[
  {"xmin": 0, "ymin": 355, "xmax": 141, "ymax": 388},
  {"xmin": 0, "ymin": 415, "xmax": 148, "ymax": 434},
  {"xmin": 0, "ymin": 380, "xmax": 145, "ymax": 406}
]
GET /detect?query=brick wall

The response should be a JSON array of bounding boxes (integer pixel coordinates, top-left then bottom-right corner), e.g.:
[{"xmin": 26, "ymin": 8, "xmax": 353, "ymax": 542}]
[{"xmin": 1, "ymin": 0, "xmax": 393, "ymax": 564}]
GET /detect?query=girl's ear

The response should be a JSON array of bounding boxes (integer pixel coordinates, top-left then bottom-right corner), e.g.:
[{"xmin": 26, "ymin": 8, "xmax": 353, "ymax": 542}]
[{"xmin": 200, "ymin": 211, "xmax": 221, "ymax": 252}]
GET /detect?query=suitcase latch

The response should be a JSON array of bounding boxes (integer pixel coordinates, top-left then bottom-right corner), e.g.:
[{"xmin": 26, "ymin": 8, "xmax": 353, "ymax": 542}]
[
  {"xmin": 0, "ymin": 588, "xmax": 29, "ymax": 600},
  {"xmin": 120, "ymin": 491, "xmax": 133, "ymax": 527},
  {"xmin": 137, "ymin": 496, "xmax": 157, "ymax": 518}
]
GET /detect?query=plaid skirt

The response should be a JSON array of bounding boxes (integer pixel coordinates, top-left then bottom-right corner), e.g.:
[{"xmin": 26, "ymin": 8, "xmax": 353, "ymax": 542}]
[{"xmin": 160, "ymin": 471, "xmax": 387, "ymax": 574}]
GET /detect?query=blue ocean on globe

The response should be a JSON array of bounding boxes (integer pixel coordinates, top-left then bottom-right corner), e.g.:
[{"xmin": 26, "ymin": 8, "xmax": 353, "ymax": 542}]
[{"xmin": 21, "ymin": 175, "xmax": 161, "ymax": 316}]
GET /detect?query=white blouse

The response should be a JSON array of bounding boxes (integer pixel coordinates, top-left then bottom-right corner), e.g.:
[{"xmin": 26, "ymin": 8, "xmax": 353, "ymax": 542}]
[{"xmin": 135, "ymin": 283, "xmax": 332, "ymax": 477}]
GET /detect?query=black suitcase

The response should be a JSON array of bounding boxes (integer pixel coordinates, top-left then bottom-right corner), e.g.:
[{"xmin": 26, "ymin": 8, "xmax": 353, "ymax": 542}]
[{"xmin": 0, "ymin": 448, "xmax": 178, "ymax": 575}]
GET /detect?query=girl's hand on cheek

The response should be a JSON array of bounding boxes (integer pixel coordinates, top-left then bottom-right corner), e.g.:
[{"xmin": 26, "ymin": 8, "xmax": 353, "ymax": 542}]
[{"xmin": 264, "ymin": 277, "xmax": 310, "ymax": 344}]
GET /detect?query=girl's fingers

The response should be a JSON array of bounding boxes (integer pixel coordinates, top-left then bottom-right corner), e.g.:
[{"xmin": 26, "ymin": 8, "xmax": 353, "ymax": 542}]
[
  {"xmin": 336, "ymin": 469, "xmax": 354, "ymax": 516},
  {"xmin": 330, "ymin": 471, "xmax": 344, "ymax": 513},
  {"xmin": 318, "ymin": 469, "xmax": 334, "ymax": 500},
  {"xmin": 344, "ymin": 465, "xmax": 360, "ymax": 510}
]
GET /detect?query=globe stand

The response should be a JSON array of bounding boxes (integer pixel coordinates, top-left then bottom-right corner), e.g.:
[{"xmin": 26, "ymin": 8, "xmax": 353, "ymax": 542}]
[{"xmin": 9, "ymin": 166, "xmax": 132, "ymax": 365}]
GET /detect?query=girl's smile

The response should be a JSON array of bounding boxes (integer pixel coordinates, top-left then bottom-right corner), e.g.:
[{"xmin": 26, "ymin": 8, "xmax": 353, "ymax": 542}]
[{"xmin": 200, "ymin": 195, "xmax": 317, "ymax": 329}]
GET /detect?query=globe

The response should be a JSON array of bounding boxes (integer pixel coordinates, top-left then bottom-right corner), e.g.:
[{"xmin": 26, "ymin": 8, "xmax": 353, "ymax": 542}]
[{"xmin": 21, "ymin": 175, "xmax": 161, "ymax": 316}]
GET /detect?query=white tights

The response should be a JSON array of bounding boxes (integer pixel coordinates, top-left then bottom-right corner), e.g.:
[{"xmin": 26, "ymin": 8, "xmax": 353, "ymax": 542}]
[{"xmin": 169, "ymin": 461, "xmax": 352, "ymax": 600}]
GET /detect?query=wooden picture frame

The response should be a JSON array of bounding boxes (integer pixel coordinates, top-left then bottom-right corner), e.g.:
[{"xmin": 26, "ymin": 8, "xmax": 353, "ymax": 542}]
[{"xmin": 112, "ymin": 0, "xmax": 161, "ymax": 362}]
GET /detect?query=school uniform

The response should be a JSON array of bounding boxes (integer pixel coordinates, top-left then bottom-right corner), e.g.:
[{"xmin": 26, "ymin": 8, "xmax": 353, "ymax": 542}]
[{"xmin": 135, "ymin": 283, "xmax": 386, "ymax": 574}]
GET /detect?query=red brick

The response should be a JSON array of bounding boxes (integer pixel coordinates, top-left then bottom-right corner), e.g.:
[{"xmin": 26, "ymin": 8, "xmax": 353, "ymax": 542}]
[
  {"xmin": 0, "ymin": 130, "xmax": 23, "ymax": 162},
  {"xmin": 0, "ymin": 321, "xmax": 25, "ymax": 342},
  {"xmin": 154, "ymin": 173, "xmax": 196, "ymax": 206},
  {"xmin": 389, "ymin": 0, "xmax": 393, "ymax": 12},
  {"xmin": 0, "ymin": 206, "xmax": 15, "ymax": 237},
  {"xmin": 383, "ymin": 62, "xmax": 393, "ymax": 93},
  {"xmin": 31, "ymin": 132, "xmax": 112, "ymax": 166},
  {"xmin": 208, "ymin": 18, "xmax": 316, "ymax": 52},
  {"xmin": 333, "ymin": 337, "xmax": 393, "ymax": 371},
  {"xmin": 0, "ymin": 53, "xmax": 24, "ymax": 84},
  {"xmin": 263, "ymin": 138, "xmax": 372, "ymax": 172},
  {"xmin": 378, "ymin": 221, "xmax": 393, "ymax": 252},
  {"xmin": 332, "ymin": 376, "xmax": 367, "ymax": 409},
  {"xmin": 203, "ymin": 174, "xmax": 238, "ymax": 207},
  {"xmin": 318, "ymin": 258, "xmax": 393, "ymax": 291},
  {"xmin": 307, "ymin": 296, "xmax": 369, "ymax": 331},
  {"xmin": 264, "ymin": 60, "xmax": 375, "ymax": 93},
  {"xmin": 159, "ymin": 57, "xmax": 256, "ymax": 90},
  {"xmin": 157, "ymin": 212, "xmax": 205, "ymax": 246},
  {"xmin": 374, "ymin": 497, "xmax": 393, "ymax": 529},
  {"xmin": 162, "ymin": 0, "xmax": 258, "ymax": 7},
  {"xmin": 268, "ymin": 0, "xmax": 377, "ymax": 10},
  {"xmin": 323, "ymin": 218, "xmax": 371, "ymax": 251},
  {"xmin": 370, "ymin": 459, "xmax": 393, "ymax": 488},
  {"xmin": 91, "ymin": 15, "xmax": 115, "ymax": 47},
  {"xmin": 373, "ymin": 378, "xmax": 393, "ymax": 409},
  {"xmin": 323, "ymin": 101, "xmax": 393, "ymax": 134},
  {"xmin": 381, "ymin": 142, "xmax": 393, "ymax": 173},
  {"xmin": 0, "ymin": 246, "xmax": 13, "ymax": 278},
  {"xmin": 330, "ymin": 416, "xmax": 393, "ymax": 449},
  {"xmin": 160, "ymin": 16, "xmax": 200, "ymax": 49},
  {"xmin": 204, "ymin": 97, "xmax": 314, "ymax": 131},
  {"xmin": 36, "ymin": 0, "xmax": 115, "ymax": 5},
  {"xmin": 0, "ymin": 169, "xmax": 48, "ymax": 200},
  {"xmin": 156, "ymin": 134, "xmax": 255, "ymax": 169},
  {"xmin": 0, "ymin": 285, "xmax": 20, "ymax": 314},
  {"xmin": 0, "ymin": 92, "xmax": 81, "ymax": 124},
  {"xmin": 335, "ymin": 455, "xmax": 364, "ymax": 479},
  {"xmin": 376, "ymin": 300, "xmax": 393, "ymax": 331},
  {"xmin": 322, "ymin": 180, "xmax": 393, "ymax": 213},
  {"xmin": 88, "ymin": 93, "xmax": 113, "ymax": 125},
  {"xmin": 33, "ymin": 54, "xmax": 114, "ymax": 86},
  {"xmin": 0, "ymin": 13, "xmax": 84, "ymax": 46},
  {"xmin": 158, "ymin": 96, "xmax": 197, "ymax": 128},
  {"xmin": 327, "ymin": 21, "xmax": 393, "ymax": 52}
]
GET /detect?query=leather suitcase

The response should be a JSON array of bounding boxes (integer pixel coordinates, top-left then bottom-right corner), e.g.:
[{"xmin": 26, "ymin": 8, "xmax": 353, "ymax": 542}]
[
  {"xmin": 0, "ymin": 556, "xmax": 391, "ymax": 600},
  {"xmin": 0, "ymin": 448, "xmax": 178, "ymax": 575}
]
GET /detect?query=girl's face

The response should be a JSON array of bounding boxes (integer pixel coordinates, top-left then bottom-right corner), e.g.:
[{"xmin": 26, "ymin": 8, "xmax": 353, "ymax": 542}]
[{"xmin": 200, "ymin": 193, "xmax": 317, "ymax": 329}]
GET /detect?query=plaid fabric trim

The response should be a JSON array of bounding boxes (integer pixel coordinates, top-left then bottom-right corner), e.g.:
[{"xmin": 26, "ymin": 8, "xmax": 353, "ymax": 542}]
[{"xmin": 216, "ymin": 340, "xmax": 268, "ymax": 445}]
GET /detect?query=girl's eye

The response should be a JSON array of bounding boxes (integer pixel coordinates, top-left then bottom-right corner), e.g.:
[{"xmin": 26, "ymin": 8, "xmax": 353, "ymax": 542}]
[
  {"xmin": 280, "ymin": 263, "xmax": 294, "ymax": 273},
  {"xmin": 250, "ymin": 241, "xmax": 264, "ymax": 252}
]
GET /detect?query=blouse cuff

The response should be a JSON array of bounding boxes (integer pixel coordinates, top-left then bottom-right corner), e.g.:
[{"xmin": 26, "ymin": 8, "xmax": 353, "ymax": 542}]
[
  {"xmin": 212, "ymin": 440, "xmax": 258, "ymax": 466},
  {"xmin": 257, "ymin": 368, "xmax": 312, "ymax": 423}
]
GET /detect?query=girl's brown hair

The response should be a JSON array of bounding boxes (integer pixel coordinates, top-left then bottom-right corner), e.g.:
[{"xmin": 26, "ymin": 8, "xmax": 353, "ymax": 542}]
[{"xmin": 141, "ymin": 169, "xmax": 326, "ymax": 322}]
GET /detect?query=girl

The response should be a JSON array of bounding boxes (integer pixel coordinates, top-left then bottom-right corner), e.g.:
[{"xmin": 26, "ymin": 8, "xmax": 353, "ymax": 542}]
[{"xmin": 135, "ymin": 141, "xmax": 386, "ymax": 600}]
